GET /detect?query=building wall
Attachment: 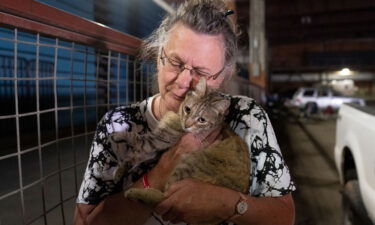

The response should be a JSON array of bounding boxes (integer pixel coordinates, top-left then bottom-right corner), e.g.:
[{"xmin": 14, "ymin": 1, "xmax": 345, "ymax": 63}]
[{"xmin": 37, "ymin": 0, "xmax": 166, "ymax": 38}]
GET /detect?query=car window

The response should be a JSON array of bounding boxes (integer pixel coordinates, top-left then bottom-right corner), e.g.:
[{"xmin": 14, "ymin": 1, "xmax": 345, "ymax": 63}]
[
  {"xmin": 332, "ymin": 90, "xmax": 343, "ymax": 96},
  {"xmin": 303, "ymin": 90, "xmax": 315, "ymax": 97},
  {"xmin": 318, "ymin": 89, "xmax": 329, "ymax": 97}
]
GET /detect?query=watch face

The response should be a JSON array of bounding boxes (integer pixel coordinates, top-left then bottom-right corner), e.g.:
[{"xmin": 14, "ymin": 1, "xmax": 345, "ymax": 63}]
[{"xmin": 237, "ymin": 201, "xmax": 248, "ymax": 214}]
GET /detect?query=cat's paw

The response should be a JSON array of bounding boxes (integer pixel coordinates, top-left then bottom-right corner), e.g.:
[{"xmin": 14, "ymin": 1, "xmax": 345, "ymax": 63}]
[
  {"xmin": 124, "ymin": 188, "xmax": 165, "ymax": 207},
  {"xmin": 110, "ymin": 132, "xmax": 124, "ymax": 142}
]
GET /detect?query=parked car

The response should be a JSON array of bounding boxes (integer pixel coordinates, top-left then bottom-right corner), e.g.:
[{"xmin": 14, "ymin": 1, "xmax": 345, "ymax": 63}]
[
  {"xmin": 286, "ymin": 87, "xmax": 365, "ymax": 115},
  {"xmin": 335, "ymin": 103, "xmax": 375, "ymax": 225}
]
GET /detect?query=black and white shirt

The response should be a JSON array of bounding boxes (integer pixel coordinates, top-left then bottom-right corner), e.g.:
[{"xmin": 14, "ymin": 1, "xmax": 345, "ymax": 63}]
[{"xmin": 77, "ymin": 94, "xmax": 296, "ymax": 225}]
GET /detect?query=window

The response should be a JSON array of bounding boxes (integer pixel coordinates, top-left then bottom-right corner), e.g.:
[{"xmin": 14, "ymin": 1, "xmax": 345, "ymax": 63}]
[
  {"xmin": 318, "ymin": 89, "xmax": 329, "ymax": 97},
  {"xmin": 303, "ymin": 90, "xmax": 315, "ymax": 97}
]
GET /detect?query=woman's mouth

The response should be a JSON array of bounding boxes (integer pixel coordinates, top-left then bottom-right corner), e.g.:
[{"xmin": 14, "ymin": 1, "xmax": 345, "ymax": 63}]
[{"xmin": 170, "ymin": 92, "xmax": 185, "ymax": 101}]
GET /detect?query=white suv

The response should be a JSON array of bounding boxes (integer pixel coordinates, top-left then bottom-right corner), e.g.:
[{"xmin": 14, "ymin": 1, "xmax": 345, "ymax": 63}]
[{"xmin": 287, "ymin": 87, "xmax": 365, "ymax": 114}]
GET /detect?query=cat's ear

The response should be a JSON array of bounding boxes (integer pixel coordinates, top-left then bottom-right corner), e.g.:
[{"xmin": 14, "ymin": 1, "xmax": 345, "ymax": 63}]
[
  {"xmin": 213, "ymin": 99, "xmax": 230, "ymax": 115},
  {"xmin": 194, "ymin": 77, "xmax": 206, "ymax": 97}
]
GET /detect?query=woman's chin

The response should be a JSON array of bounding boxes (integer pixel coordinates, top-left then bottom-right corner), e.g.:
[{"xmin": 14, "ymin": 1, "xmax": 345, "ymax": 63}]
[{"xmin": 164, "ymin": 94, "xmax": 183, "ymax": 112}]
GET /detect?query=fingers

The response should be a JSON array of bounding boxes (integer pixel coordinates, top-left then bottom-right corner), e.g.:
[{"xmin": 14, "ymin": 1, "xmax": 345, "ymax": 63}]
[
  {"xmin": 154, "ymin": 181, "xmax": 186, "ymax": 223},
  {"xmin": 162, "ymin": 207, "xmax": 184, "ymax": 223},
  {"xmin": 154, "ymin": 196, "xmax": 185, "ymax": 224},
  {"xmin": 154, "ymin": 182, "xmax": 181, "ymax": 215},
  {"xmin": 154, "ymin": 179, "xmax": 210, "ymax": 224},
  {"xmin": 154, "ymin": 199, "xmax": 171, "ymax": 217},
  {"xmin": 154, "ymin": 195, "xmax": 183, "ymax": 223},
  {"xmin": 175, "ymin": 133, "xmax": 202, "ymax": 154},
  {"xmin": 165, "ymin": 178, "xmax": 201, "ymax": 197},
  {"xmin": 204, "ymin": 128, "xmax": 221, "ymax": 144}
]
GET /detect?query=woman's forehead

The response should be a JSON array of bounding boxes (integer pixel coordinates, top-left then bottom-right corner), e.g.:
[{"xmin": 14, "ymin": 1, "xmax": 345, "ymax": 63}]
[{"xmin": 164, "ymin": 23, "xmax": 225, "ymax": 69}]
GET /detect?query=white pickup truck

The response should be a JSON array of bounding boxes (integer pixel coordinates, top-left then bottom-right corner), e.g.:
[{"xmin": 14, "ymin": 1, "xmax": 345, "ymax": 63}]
[
  {"xmin": 287, "ymin": 87, "xmax": 365, "ymax": 115},
  {"xmin": 335, "ymin": 103, "xmax": 375, "ymax": 225}
]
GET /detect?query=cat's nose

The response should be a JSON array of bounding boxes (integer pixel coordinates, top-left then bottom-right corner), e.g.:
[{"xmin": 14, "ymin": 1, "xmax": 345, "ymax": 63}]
[{"xmin": 185, "ymin": 118, "xmax": 194, "ymax": 128}]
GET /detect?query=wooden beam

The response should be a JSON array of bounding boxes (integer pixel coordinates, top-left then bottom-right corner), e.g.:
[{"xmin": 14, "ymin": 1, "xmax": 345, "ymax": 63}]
[{"xmin": 0, "ymin": 0, "xmax": 142, "ymax": 55}]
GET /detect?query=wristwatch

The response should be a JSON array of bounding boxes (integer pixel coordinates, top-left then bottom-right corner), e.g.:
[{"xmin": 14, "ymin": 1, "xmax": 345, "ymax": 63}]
[{"xmin": 230, "ymin": 192, "xmax": 248, "ymax": 220}]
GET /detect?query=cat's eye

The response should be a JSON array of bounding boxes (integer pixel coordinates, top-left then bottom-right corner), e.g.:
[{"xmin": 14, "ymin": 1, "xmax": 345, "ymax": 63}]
[
  {"xmin": 184, "ymin": 106, "xmax": 191, "ymax": 114},
  {"xmin": 197, "ymin": 117, "xmax": 206, "ymax": 123}
]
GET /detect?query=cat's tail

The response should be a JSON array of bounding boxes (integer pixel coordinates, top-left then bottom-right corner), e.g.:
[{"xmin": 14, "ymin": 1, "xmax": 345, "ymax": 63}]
[{"xmin": 124, "ymin": 188, "xmax": 165, "ymax": 208}]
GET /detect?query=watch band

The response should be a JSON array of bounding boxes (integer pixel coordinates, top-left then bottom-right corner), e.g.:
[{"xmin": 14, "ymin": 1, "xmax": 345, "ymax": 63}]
[{"xmin": 229, "ymin": 192, "xmax": 248, "ymax": 220}]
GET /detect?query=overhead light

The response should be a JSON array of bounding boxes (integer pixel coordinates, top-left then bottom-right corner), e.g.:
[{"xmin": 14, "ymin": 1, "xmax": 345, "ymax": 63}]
[{"xmin": 338, "ymin": 68, "xmax": 351, "ymax": 76}]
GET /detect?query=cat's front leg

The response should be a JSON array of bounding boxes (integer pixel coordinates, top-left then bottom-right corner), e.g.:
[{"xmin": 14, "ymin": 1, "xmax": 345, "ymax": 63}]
[
  {"xmin": 110, "ymin": 131, "xmax": 134, "ymax": 143},
  {"xmin": 124, "ymin": 187, "xmax": 165, "ymax": 208},
  {"xmin": 159, "ymin": 111, "xmax": 183, "ymax": 133}
]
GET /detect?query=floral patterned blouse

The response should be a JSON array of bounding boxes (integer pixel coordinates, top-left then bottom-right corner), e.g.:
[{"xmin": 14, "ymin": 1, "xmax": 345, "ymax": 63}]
[{"xmin": 77, "ymin": 94, "xmax": 295, "ymax": 225}]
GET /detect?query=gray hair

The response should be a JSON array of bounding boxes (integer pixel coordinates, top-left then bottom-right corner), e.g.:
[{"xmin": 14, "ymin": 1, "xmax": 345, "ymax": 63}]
[{"xmin": 140, "ymin": 0, "xmax": 238, "ymax": 67}]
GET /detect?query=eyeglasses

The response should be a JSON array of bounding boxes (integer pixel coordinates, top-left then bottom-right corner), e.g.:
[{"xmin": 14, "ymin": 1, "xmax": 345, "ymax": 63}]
[{"xmin": 160, "ymin": 47, "xmax": 225, "ymax": 81}]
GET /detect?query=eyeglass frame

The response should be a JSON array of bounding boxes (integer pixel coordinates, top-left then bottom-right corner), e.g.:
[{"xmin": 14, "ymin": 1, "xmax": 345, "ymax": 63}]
[{"xmin": 159, "ymin": 47, "xmax": 225, "ymax": 81}]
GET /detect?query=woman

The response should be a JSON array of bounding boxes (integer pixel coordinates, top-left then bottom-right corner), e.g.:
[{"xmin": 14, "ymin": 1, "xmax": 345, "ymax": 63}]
[{"xmin": 74, "ymin": 0, "xmax": 295, "ymax": 225}]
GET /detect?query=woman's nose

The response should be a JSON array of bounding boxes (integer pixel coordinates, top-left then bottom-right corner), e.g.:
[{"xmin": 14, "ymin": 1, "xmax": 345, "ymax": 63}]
[{"xmin": 175, "ymin": 67, "xmax": 193, "ymax": 89}]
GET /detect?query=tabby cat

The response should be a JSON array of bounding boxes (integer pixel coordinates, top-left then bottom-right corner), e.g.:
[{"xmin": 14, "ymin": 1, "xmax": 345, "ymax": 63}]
[{"xmin": 123, "ymin": 78, "xmax": 251, "ymax": 225}]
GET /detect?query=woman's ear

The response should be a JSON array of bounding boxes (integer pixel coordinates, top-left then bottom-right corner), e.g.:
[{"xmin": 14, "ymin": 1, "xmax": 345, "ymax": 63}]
[
  {"xmin": 156, "ymin": 52, "xmax": 162, "ymax": 70},
  {"xmin": 218, "ymin": 65, "xmax": 235, "ymax": 92}
]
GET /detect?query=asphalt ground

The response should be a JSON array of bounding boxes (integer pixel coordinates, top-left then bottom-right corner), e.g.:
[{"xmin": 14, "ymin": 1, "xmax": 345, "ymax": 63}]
[{"xmin": 270, "ymin": 108, "xmax": 342, "ymax": 225}]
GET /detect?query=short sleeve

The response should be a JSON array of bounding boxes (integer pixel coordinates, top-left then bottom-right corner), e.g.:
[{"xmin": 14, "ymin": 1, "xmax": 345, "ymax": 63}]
[
  {"xmin": 226, "ymin": 96, "xmax": 295, "ymax": 197},
  {"xmin": 76, "ymin": 99, "xmax": 159, "ymax": 205},
  {"xmin": 76, "ymin": 111, "xmax": 123, "ymax": 204}
]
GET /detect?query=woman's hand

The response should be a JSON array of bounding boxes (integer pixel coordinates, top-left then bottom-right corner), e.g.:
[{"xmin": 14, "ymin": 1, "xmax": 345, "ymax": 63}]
[
  {"xmin": 148, "ymin": 129, "xmax": 220, "ymax": 191},
  {"xmin": 154, "ymin": 179, "xmax": 238, "ymax": 224},
  {"xmin": 147, "ymin": 132, "xmax": 201, "ymax": 190}
]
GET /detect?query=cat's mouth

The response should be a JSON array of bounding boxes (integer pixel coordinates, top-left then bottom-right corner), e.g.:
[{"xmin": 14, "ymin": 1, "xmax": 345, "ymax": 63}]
[
  {"xmin": 182, "ymin": 126, "xmax": 205, "ymax": 134},
  {"xmin": 184, "ymin": 127, "xmax": 193, "ymax": 132},
  {"xmin": 181, "ymin": 124, "xmax": 193, "ymax": 133}
]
